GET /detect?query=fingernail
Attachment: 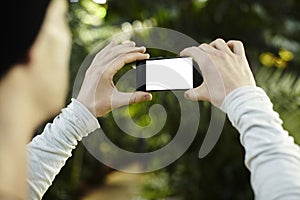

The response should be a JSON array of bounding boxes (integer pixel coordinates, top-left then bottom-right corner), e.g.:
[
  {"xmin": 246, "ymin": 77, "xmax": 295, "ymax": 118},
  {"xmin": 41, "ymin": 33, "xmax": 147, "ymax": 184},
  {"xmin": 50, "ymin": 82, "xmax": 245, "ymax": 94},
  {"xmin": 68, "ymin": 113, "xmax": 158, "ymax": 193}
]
[
  {"xmin": 140, "ymin": 46, "xmax": 146, "ymax": 51},
  {"xmin": 145, "ymin": 53, "xmax": 150, "ymax": 59},
  {"xmin": 144, "ymin": 94, "xmax": 152, "ymax": 101}
]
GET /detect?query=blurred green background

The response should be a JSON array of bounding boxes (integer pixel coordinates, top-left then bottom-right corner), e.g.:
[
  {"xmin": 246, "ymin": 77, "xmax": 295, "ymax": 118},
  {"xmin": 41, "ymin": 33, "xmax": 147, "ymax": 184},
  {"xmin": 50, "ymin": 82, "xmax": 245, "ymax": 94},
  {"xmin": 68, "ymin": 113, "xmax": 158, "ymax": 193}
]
[{"xmin": 42, "ymin": 0, "xmax": 300, "ymax": 199}]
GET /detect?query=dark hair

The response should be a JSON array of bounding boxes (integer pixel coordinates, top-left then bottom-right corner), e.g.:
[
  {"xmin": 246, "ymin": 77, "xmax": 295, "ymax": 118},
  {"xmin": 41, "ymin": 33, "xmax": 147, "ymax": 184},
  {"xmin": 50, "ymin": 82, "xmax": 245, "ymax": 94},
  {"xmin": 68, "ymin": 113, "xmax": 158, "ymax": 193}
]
[{"xmin": 1, "ymin": 0, "xmax": 51, "ymax": 78}]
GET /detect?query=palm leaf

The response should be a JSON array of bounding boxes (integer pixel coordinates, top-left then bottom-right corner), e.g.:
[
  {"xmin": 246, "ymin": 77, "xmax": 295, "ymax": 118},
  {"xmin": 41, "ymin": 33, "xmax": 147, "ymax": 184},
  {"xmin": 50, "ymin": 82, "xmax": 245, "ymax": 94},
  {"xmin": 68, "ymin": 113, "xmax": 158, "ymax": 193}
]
[{"xmin": 255, "ymin": 67, "xmax": 300, "ymax": 144}]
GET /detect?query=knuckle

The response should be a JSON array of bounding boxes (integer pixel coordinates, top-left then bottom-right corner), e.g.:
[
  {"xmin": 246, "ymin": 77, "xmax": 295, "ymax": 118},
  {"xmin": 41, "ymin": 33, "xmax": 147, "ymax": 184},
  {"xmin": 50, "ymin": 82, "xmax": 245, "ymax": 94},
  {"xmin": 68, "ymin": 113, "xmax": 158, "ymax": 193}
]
[
  {"xmin": 85, "ymin": 67, "xmax": 94, "ymax": 77},
  {"xmin": 94, "ymin": 51, "xmax": 104, "ymax": 60},
  {"xmin": 124, "ymin": 41, "xmax": 135, "ymax": 47},
  {"xmin": 189, "ymin": 46, "xmax": 201, "ymax": 55},
  {"xmin": 190, "ymin": 46, "xmax": 199, "ymax": 50},
  {"xmin": 230, "ymin": 40, "xmax": 243, "ymax": 46},
  {"xmin": 130, "ymin": 93, "xmax": 137, "ymax": 104},
  {"xmin": 237, "ymin": 40, "xmax": 244, "ymax": 47},
  {"xmin": 199, "ymin": 43, "xmax": 208, "ymax": 48},
  {"xmin": 229, "ymin": 39, "xmax": 238, "ymax": 43},
  {"xmin": 215, "ymin": 38, "xmax": 226, "ymax": 44},
  {"xmin": 181, "ymin": 46, "xmax": 203, "ymax": 58},
  {"xmin": 182, "ymin": 46, "xmax": 196, "ymax": 53}
]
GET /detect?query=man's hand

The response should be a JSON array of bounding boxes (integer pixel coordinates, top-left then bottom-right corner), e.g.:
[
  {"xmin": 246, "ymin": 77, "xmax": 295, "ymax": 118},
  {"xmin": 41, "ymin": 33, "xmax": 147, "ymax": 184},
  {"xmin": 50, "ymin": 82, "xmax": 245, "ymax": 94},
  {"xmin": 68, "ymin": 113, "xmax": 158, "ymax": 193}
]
[
  {"xmin": 77, "ymin": 41, "xmax": 152, "ymax": 117},
  {"xmin": 180, "ymin": 38, "xmax": 256, "ymax": 107}
]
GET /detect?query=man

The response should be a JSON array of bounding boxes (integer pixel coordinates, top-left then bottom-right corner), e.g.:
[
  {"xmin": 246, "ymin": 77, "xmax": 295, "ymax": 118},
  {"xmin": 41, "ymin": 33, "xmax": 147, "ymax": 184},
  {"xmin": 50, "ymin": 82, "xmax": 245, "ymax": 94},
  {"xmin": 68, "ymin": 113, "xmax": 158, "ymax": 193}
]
[
  {"xmin": 2, "ymin": 1, "xmax": 299, "ymax": 200},
  {"xmin": 29, "ymin": 35, "xmax": 300, "ymax": 200},
  {"xmin": 1, "ymin": 0, "xmax": 151, "ymax": 199}
]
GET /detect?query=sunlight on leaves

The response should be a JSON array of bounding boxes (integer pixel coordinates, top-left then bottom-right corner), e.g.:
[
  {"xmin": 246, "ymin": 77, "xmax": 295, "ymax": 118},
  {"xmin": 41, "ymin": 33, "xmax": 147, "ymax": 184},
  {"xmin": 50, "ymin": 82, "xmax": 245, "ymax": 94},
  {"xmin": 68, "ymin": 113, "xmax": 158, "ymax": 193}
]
[{"xmin": 279, "ymin": 49, "xmax": 294, "ymax": 62}]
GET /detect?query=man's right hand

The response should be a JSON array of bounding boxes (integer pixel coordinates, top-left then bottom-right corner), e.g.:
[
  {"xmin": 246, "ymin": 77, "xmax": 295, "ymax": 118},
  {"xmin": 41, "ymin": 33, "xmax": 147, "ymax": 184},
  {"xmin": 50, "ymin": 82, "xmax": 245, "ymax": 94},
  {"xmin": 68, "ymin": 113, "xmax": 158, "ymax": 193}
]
[{"xmin": 180, "ymin": 38, "xmax": 256, "ymax": 107}]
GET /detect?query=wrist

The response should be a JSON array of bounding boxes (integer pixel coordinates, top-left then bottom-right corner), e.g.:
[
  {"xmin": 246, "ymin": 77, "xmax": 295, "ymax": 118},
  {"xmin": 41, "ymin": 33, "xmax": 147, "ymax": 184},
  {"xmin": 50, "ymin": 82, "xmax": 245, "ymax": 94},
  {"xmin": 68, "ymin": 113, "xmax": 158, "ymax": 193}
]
[
  {"xmin": 75, "ymin": 97, "xmax": 97, "ymax": 117},
  {"xmin": 69, "ymin": 98, "xmax": 100, "ymax": 135}
]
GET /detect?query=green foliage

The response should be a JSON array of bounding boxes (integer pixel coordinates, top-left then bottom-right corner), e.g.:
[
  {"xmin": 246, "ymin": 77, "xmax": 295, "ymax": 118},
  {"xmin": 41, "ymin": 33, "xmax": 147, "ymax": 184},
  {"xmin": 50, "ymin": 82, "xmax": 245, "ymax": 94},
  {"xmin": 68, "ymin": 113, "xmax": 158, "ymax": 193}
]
[
  {"xmin": 256, "ymin": 67, "xmax": 300, "ymax": 144},
  {"xmin": 43, "ymin": 0, "xmax": 300, "ymax": 199},
  {"xmin": 140, "ymin": 109, "xmax": 253, "ymax": 200},
  {"xmin": 141, "ymin": 170, "xmax": 174, "ymax": 199}
]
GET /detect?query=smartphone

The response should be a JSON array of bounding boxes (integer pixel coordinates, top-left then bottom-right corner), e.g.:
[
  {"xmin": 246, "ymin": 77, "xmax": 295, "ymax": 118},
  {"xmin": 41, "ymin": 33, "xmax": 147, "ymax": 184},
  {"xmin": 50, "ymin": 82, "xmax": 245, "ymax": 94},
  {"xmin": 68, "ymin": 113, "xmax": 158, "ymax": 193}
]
[{"xmin": 136, "ymin": 57, "xmax": 203, "ymax": 91}]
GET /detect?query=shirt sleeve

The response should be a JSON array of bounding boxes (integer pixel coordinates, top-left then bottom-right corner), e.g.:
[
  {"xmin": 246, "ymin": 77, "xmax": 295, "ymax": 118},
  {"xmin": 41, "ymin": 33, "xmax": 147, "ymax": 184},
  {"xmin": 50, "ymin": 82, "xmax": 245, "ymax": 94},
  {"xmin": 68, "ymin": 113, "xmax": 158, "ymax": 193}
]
[
  {"xmin": 27, "ymin": 99, "xmax": 100, "ymax": 200},
  {"xmin": 221, "ymin": 86, "xmax": 300, "ymax": 200}
]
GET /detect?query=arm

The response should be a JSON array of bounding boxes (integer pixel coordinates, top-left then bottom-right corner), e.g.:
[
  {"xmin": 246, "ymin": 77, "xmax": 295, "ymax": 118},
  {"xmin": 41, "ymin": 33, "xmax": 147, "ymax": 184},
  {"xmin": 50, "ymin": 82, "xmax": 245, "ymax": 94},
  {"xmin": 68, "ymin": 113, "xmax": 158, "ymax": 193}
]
[
  {"xmin": 181, "ymin": 38, "xmax": 300, "ymax": 199},
  {"xmin": 221, "ymin": 86, "xmax": 300, "ymax": 199},
  {"xmin": 27, "ymin": 99, "xmax": 99, "ymax": 199},
  {"xmin": 27, "ymin": 41, "xmax": 152, "ymax": 199}
]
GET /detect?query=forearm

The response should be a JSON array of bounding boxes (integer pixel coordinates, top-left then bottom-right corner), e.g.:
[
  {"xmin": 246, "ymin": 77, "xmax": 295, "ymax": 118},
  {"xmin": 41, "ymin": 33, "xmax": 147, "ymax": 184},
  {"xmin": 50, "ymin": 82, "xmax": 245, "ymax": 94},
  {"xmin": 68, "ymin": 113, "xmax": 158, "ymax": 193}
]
[
  {"xmin": 27, "ymin": 99, "xmax": 99, "ymax": 200},
  {"xmin": 221, "ymin": 86, "xmax": 300, "ymax": 199}
]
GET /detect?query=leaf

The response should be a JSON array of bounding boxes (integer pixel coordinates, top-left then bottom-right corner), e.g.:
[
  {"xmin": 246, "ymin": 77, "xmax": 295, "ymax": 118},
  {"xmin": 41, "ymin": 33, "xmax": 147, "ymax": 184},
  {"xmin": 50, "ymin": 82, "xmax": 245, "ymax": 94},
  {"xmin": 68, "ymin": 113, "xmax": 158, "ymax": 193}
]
[{"xmin": 256, "ymin": 67, "xmax": 300, "ymax": 144}]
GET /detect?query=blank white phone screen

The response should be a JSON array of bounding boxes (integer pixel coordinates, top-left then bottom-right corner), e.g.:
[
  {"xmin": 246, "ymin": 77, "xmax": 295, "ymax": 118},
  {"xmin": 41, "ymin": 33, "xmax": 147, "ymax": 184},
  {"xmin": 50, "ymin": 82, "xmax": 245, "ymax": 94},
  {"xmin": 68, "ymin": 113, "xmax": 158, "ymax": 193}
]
[{"xmin": 146, "ymin": 57, "xmax": 193, "ymax": 90}]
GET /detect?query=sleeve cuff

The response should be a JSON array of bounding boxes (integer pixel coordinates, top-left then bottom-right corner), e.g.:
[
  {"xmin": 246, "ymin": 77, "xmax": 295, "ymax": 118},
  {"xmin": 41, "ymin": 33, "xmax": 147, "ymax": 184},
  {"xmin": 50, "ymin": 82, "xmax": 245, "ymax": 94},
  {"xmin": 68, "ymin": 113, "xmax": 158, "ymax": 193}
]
[
  {"xmin": 70, "ymin": 98, "xmax": 100, "ymax": 134},
  {"xmin": 220, "ymin": 86, "xmax": 271, "ymax": 114}
]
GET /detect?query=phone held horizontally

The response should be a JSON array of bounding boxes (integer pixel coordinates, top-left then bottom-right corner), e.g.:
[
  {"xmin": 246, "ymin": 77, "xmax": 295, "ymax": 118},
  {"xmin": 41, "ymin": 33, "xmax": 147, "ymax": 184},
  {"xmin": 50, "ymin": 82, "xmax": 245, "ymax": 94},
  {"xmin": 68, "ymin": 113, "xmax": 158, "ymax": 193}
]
[{"xmin": 136, "ymin": 57, "xmax": 203, "ymax": 92}]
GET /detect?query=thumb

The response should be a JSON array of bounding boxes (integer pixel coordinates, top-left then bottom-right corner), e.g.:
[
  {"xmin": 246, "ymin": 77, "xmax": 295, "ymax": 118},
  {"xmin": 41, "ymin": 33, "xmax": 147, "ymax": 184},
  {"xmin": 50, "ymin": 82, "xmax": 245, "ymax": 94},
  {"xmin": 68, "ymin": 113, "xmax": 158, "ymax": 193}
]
[
  {"xmin": 112, "ymin": 91, "xmax": 152, "ymax": 109},
  {"xmin": 184, "ymin": 84, "xmax": 209, "ymax": 101},
  {"xmin": 129, "ymin": 91, "xmax": 152, "ymax": 105}
]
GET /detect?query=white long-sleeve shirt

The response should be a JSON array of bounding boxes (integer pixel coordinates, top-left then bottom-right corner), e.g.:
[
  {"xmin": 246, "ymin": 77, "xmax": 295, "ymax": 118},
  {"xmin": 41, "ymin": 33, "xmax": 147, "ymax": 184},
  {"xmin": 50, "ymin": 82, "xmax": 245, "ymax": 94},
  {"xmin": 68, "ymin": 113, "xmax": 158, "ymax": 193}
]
[
  {"xmin": 221, "ymin": 86, "xmax": 300, "ymax": 199},
  {"xmin": 27, "ymin": 87, "xmax": 300, "ymax": 199},
  {"xmin": 27, "ymin": 99, "xmax": 100, "ymax": 199}
]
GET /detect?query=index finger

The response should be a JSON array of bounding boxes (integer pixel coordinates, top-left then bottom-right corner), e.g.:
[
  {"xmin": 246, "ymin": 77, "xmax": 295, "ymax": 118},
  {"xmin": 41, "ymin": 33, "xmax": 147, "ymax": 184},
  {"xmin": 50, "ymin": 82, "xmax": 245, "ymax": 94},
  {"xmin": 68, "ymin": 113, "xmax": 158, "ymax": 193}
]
[
  {"xmin": 180, "ymin": 46, "xmax": 211, "ymax": 76},
  {"xmin": 108, "ymin": 52, "xmax": 150, "ymax": 77},
  {"xmin": 180, "ymin": 46, "xmax": 203, "ymax": 65}
]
